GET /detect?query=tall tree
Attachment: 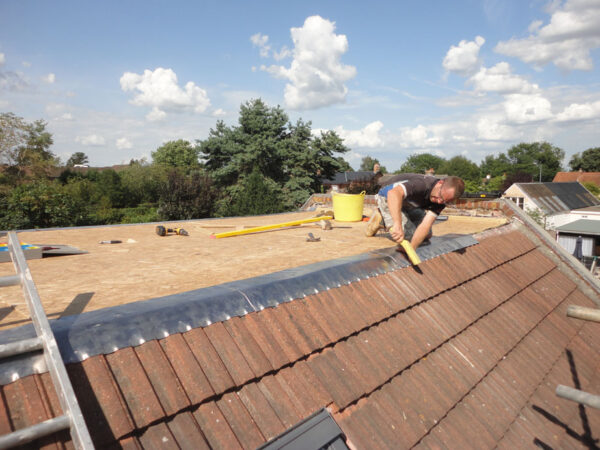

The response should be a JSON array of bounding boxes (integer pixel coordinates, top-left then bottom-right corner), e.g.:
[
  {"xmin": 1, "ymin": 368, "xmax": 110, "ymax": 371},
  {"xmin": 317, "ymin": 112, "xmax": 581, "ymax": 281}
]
[
  {"xmin": 569, "ymin": 147, "xmax": 600, "ymax": 172},
  {"xmin": 66, "ymin": 152, "xmax": 89, "ymax": 167},
  {"xmin": 506, "ymin": 142, "xmax": 564, "ymax": 182},
  {"xmin": 152, "ymin": 139, "xmax": 200, "ymax": 167},
  {"xmin": 199, "ymin": 99, "xmax": 350, "ymax": 209},
  {"xmin": 439, "ymin": 156, "xmax": 480, "ymax": 182},
  {"xmin": 479, "ymin": 153, "xmax": 512, "ymax": 178},
  {"xmin": 399, "ymin": 153, "xmax": 446, "ymax": 174},
  {"xmin": 0, "ymin": 112, "xmax": 28, "ymax": 165}
]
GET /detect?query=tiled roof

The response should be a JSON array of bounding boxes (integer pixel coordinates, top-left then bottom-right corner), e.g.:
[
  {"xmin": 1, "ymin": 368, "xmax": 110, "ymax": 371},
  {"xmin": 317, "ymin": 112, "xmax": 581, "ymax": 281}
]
[
  {"xmin": 553, "ymin": 172, "xmax": 600, "ymax": 185},
  {"xmin": 1, "ymin": 206, "xmax": 599, "ymax": 448}
]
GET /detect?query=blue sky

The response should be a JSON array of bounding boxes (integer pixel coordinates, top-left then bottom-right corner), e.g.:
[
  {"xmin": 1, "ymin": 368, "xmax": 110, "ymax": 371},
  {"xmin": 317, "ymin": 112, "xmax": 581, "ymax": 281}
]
[{"xmin": 1, "ymin": 0, "xmax": 599, "ymax": 170}]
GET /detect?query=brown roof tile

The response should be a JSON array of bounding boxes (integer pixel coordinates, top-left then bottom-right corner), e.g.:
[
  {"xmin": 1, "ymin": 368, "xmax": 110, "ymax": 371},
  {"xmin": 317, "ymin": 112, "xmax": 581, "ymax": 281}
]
[
  {"xmin": 240, "ymin": 312, "xmax": 294, "ymax": 370},
  {"xmin": 236, "ymin": 383, "xmax": 285, "ymax": 441},
  {"xmin": 256, "ymin": 375, "xmax": 301, "ymax": 429},
  {"xmin": 193, "ymin": 401, "xmax": 242, "ymax": 449},
  {"xmin": 222, "ymin": 316, "xmax": 273, "ymax": 378},
  {"xmin": 216, "ymin": 392, "xmax": 265, "ymax": 450},
  {"xmin": 165, "ymin": 412, "xmax": 210, "ymax": 449},
  {"xmin": 204, "ymin": 321, "xmax": 255, "ymax": 386},
  {"xmin": 138, "ymin": 422, "xmax": 178, "ymax": 449}
]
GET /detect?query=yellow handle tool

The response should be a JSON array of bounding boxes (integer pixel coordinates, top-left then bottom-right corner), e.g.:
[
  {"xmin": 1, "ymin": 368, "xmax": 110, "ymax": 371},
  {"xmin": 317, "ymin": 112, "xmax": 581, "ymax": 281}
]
[
  {"xmin": 400, "ymin": 239, "xmax": 421, "ymax": 265},
  {"xmin": 210, "ymin": 216, "xmax": 333, "ymax": 239}
]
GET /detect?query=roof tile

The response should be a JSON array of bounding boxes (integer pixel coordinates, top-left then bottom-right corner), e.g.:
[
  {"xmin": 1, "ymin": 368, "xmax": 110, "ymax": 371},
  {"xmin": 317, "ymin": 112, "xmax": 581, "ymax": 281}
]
[
  {"xmin": 309, "ymin": 291, "xmax": 354, "ymax": 338},
  {"xmin": 275, "ymin": 367, "xmax": 323, "ymax": 418},
  {"xmin": 241, "ymin": 311, "xmax": 298, "ymax": 369},
  {"xmin": 105, "ymin": 347, "xmax": 165, "ymax": 429},
  {"xmin": 166, "ymin": 412, "xmax": 210, "ymax": 449},
  {"xmin": 222, "ymin": 316, "xmax": 273, "ymax": 378},
  {"xmin": 159, "ymin": 333, "xmax": 215, "ymax": 404},
  {"xmin": 66, "ymin": 356, "xmax": 134, "ymax": 443},
  {"xmin": 237, "ymin": 383, "xmax": 285, "ymax": 441},
  {"xmin": 204, "ymin": 321, "xmax": 255, "ymax": 386},
  {"xmin": 183, "ymin": 327, "xmax": 235, "ymax": 394},
  {"xmin": 256, "ymin": 375, "xmax": 301, "ymax": 429},
  {"xmin": 134, "ymin": 340, "xmax": 190, "ymax": 416},
  {"xmin": 301, "ymin": 295, "xmax": 343, "ymax": 344},
  {"xmin": 138, "ymin": 422, "xmax": 178, "ymax": 449},
  {"xmin": 193, "ymin": 401, "xmax": 242, "ymax": 450},
  {"xmin": 216, "ymin": 392, "xmax": 265, "ymax": 450},
  {"xmin": 267, "ymin": 304, "xmax": 314, "ymax": 356},
  {"xmin": 281, "ymin": 300, "xmax": 330, "ymax": 351},
  {"xmin": 323, "ymin": 288, "xmax": 370, "ymax": 333},
  {"xmin": 292, "ymin": 361, "xmax": 333, "ymax": 407},
  {"xmin": 333, "ymin": 339, "xmax": 379, "ymax": 394}
]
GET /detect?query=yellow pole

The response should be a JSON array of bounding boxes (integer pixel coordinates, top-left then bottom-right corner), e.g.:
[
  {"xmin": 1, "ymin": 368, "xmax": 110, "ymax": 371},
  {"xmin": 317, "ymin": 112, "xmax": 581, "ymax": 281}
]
[
  {"xmin": 400, "ymin": 240, "xmax": 421, "ymax": 265},
  {"xmin": 210, "ymin": 216, "xmax": 333, "ymax": 239}
]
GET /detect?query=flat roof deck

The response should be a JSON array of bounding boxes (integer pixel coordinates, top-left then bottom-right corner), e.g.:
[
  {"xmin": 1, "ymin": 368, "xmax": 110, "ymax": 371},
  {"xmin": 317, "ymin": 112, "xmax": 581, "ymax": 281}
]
[{"xmin": 0, "ymin": 208, "xmax": 507, "ymax": 329}]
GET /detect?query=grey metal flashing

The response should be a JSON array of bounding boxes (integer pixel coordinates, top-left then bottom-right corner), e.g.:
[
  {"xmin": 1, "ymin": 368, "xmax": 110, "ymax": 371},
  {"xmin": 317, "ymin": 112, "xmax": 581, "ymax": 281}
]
[
  {"xmin": 0, "ymin": 234, "xmax": 477, "ymax": 385},
  {"xmin": 257, "ymin": 408, "xmax": 348, "ymax": 450}
]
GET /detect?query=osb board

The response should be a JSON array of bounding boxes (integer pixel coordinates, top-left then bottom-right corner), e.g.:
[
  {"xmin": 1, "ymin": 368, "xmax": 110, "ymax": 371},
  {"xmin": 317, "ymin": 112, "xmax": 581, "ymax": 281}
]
[{"xmin": 0, "ymin": 211, "xmax": 506, "ymax": 329}]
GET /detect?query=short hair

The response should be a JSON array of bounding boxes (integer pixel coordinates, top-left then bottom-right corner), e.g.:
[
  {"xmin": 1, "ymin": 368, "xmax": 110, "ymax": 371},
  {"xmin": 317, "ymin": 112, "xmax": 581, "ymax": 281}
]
[{"xmin": 443, "ymin": 176, "xmax": 465, "ymax": 200}]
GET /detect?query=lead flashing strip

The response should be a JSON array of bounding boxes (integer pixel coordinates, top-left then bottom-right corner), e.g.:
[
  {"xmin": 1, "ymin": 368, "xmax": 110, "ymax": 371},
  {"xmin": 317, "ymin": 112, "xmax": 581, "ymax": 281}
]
[{"xmin": 0, "ymin": 234, "xmax": 477, "ymax": 385}]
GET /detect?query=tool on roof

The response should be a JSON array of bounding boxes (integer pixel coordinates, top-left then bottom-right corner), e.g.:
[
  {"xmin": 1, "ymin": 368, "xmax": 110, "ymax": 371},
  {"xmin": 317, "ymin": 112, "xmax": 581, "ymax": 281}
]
[
  {"xmin": 210, "ymin": 216, "xmax": 333, "ymax": 239},
  {"xmin": 399, "ymin": 239, "xmax": 421, "ymax": 265},
  {"xmin": 155, "ymin": 225, "xmax": 189, "ymax": 236},
  {"xmin": 99, "ymin": 240, "xmax": 122, "ymax": 244},
  {"xmin": 306, "ymin": 233, "xmax": 321, "ymax": 242}
]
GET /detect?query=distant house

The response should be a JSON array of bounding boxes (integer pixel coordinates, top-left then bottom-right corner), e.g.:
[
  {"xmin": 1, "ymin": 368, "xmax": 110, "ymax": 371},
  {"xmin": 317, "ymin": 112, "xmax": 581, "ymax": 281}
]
[
  {"xmin": 502, "ymin": 182, "xmax": 600, "ymax": 229},
  {"xmin": 555, "ymin": 219, "xmax": 600, "ymax": 258},
  {"xmin": 322, "ymin": 171, "xmax": 378, "ymax": 192},
  {"xmin": 553, "ymin": 171, "xmax": 600, "ymax": 186}
]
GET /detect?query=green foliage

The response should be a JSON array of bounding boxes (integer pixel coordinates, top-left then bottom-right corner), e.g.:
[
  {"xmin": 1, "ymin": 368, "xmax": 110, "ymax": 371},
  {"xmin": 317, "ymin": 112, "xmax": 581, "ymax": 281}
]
[
  {"xmin": 157, "ymin": 169, "xmax": 217, "ymax": 220},
  {"xmin": 439, "ymin": 155, "xmax": 480, "ymax": 182},
  {"xmin": 0, "ymin": 112, "xmax": 28, "ymax": 165},
  {"xmin": 569, "ymin": 147, "xmax": 600, "ymax": 172},
  {"xmin": 119, "ymin": 163, "xmax": 167, "ymax": 206},
  {"xmin": 359, "ymin": 156, "xmax": 387, "ymax": 173},
  {"xmin": 399, "ymin": 153, "xmax": 445, "ymax": 174},
  {"xmin": 334, "ymin": 156, "xmax": 353, "ymax": 172},
  {"xmin": 222, "ymin": 167, "xmax": 285, "ymax": 216},
  {"xmin": 582, "ymin": 181, "xmax": 600, "ymax": 198},
  {"xmin": 480, "ymin": 153, "xmax": 511, "ymax": 178},
  {"xmin": 152, "ymin": 140, "xmax": 200, "ymax": 167},
  {"xmin": 525, "ymin": 207, "xmax": 545, "ymax": 227},
  {"xmin": 119, "ymin": 204, "xmax": 159, "ymax": 224},
  {"xmin": 199, "ymin": 99, "xmax": 350, "ymax": 209},
  {"xmin": 66, "ymin": 152, "xmax": 89, "ymax": 167},
  {"xmin": 0, "ymin": 181, "xmax": 88, "ymax": 229},
  {"xmin": 506, "ymin": 142, "xmax": 564, "ymax": 181}
]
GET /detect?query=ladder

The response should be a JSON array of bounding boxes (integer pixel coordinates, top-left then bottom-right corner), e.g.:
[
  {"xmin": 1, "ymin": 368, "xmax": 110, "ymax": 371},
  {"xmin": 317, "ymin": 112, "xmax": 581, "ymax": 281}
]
[{"xmin": 0, "ymin": 232, "xmax": 94, "ymax": 449}]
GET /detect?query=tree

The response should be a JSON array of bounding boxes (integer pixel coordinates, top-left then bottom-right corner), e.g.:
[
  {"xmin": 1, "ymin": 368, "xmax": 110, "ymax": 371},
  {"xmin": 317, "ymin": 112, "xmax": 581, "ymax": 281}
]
[
  {"xmin": 399, "ymin": 153, "xmax": 446, "ymax": 174},
  {"xmin": 66, "ymin": 152, "xmax": 89, "ymax": 167},
  {"xmin": 199, "ymin": 98, "xmax": 350, "ymax": 209},
  {"xmin": 224, "ymin": 166, "xmax": 285, "ymax": 216},
  {"xmin": 569, "ymin": 147, "xmax": 600, "ymax": 172},
  {"xmin": 157, "ymin": 169, "xmax": 217, "ymax": 220},
  {"xmin": 0, "ymin": 112, "xmax": 28, "ymax": 165},
  {"xmin": 506, "ymin": 142, "xmax": 564, "ymax": 182},
  {"xmin": 359, "ymin": 156, "xmax": 387, "ymax": 173},
  {"xmin": 152, "ymin": 139, "xmax": 200, "ymax": 167},
  {"xmin": 439, "ymin": 156, "xmax": 480, "ymax": 182},
  {"xmin": 479, "ymin": 153, "xmax": 512, "ymax": 178}
]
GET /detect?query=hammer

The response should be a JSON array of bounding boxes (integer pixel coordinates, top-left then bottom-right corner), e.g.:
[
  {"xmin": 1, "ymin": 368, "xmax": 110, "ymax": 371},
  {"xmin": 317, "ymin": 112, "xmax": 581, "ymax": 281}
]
[{"xmin": 399, "ymin": 240, "xmax": 421, "ymax": 265}]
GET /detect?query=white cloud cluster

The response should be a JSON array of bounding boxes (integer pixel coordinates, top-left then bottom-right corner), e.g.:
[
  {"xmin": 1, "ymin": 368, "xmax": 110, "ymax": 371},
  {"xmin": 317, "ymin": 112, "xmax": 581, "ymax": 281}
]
[
  {"xmin": 260, "ymin": 15, "xmax": 356, "ymax": 110},
  {"xmin": 251, "ymin": 33, "xmax": 291, "ymax": 61},
  {"xmin": 443, "ymin": 36, "xmax": 485, "ymax": 76},
  {"xmin": 76, "ymin": 134, "xmax": 105, "ymax": 146},
  {"xmin": 495, "ymin": 0, "xmax": 600, "ymax": 70},
  {"xmin": 334, "ymin": 121, "xmax": 384, "ymax": 148},
  {"xmin": 0, "ymin": 53, "xmax": 5, "ymax": 66},
  {"xmin": 120, "ymin": 67, "xmax": 211, "ymax": 121},
  {"xmin": 468, "ymin": 62, "xmax": 538, "ymax": 94},
  {"xmin": 116, "ymin": 137, "xmax": 133, "ymax": 149},
  {"xmin": 42, "ymin": 73, "xmax": 55, "ymax": 84},
  {"xmin": 555, "ymin": 99, "xmax": 600, "ymax": 122}
]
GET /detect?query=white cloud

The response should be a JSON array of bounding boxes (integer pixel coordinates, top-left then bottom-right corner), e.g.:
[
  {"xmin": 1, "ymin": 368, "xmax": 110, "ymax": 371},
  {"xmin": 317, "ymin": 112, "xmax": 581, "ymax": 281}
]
[
  {"xmin": 554, "ymin": 99, "xmax": 600, "ymax": 122},
  {"xmin": 42, "ymin": 73, "xmax": 55, "ymax": 84},
  {"xmin": 116, "ymin": 137, "xmax": 133, "ymax": 149},
  {"xmin": 334, "ymin": 121, "xmax": 385, "ymax": 148},
  {"xmin": 120, "ymin": 67, "xmax": 211, "ymax": 120},
  {"xmin": 502, "ymin": 93, "xmax": 553, "ymax": 124},
  {"xmin": 399, "ymin": 125, "xmax": 442, "ymax": 148},
  {"xmin": 0, "ymin": 53, "xmax": 5, "ymax": 66},
  {"xmin": 212, "ymin": 108, "xmax": 226, "ymax": 117},
  {"xmin": 58, "ymin": 113, "xmax": 73, "ymax": 121},
  {"xmin": 468, "ymin": 62, "xmax": 538, "ymax": 94},
  {"xmin": 261, "ymin": 15, "xmax": 356, "ymax": 110},
  {"xmin": 250, "ymin": 33, "xmax": 270, "ymax": 58},
  {"xmin": 443, "ymin": 36, "xmax": 485, "ymax": 76},
  {"xmin": 476, "ymin": 114, "xmax": 519, "ymax": 141},
  {"xmin": 76, "ymin": 134, "xmax": 105, "ymax": 146},
  {"xmin": 495, "ymin": 0, "xmax": 600, "ymax": 70}
]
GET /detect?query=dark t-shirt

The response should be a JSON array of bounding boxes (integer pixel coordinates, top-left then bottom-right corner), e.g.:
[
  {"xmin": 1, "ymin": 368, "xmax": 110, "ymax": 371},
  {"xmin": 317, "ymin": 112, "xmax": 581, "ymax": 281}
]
[{"xmin": 378, "ymin": 173, "xmax": 444, "ymax": 215}]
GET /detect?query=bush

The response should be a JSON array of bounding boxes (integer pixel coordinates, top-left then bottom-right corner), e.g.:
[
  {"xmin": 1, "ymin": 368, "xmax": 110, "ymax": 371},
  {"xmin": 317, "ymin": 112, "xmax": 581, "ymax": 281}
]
[
  {"xmin": 157, "ymin": 170, "xmax": 217, "ymax": 220},
  {"xmin": 221, "ymin": 167, "xmax": 285, "ymax": 217}
]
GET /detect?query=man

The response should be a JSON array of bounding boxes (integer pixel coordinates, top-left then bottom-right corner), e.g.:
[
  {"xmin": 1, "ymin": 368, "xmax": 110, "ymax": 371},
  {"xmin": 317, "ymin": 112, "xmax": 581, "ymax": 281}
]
[{"xmin": 366, "ymin": 174, "xmax": 465, "ymax": 249}]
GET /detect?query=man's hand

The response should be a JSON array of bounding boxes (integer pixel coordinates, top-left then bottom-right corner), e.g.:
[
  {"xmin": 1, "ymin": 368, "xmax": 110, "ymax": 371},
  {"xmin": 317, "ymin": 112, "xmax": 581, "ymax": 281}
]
[{"xmin": 390, "ymin": 224, "xmax": 405, "ymax": 243}]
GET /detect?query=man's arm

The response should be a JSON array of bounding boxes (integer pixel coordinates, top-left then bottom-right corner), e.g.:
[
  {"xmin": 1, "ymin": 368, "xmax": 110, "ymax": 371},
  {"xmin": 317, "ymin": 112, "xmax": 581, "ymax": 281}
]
[
  {"xmin": 410, "ymin": 210, "xmax": 437, "ymax": 249},
  {"xmin": 387, "ymin": 185, "xmax": 405, "ymax": 243}
]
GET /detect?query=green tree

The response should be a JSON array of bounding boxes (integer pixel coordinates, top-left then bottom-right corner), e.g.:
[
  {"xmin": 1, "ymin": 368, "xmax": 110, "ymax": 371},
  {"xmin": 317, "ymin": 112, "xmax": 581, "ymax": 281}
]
[
  {"xmin": 334, "ymin": 156, "xmax": 353, "ymax": 172},
  {"xmin": 359, "ymin": 156, "xmax": 387, "ymax": 173},
  {"xmin": 66, "ymin": 152, "xmax": 89, "ymax": 167},
  {"xmin": 199, "ymin": 98, "xmax": 350, "ymax": 209},
  {"xmin": 224, "ymin": 166, "xmax": 285, "ymax": 216},
  {"xmin": 157, "ymin": 169, "xmax": 217, "ymax": 220},
  {"xmin": 480, "ymin": 153, "xmax": 512, "ymax": 178},
  {"xmin": 582, "ymin": 181, "xmax": 600, "ymax": 199},
  {"xmin": 399, "ymin": 153, "xmax": 446, "ymax": 174},
  {"xmin": 439, "ymin": 155, "xmax": 480, "ymax": 182},
  {"xmin": 0, "ymin": 112, "xmax": 28, "ymax": 166},
  {"xmin": 506, "ymin": 142, "xmax": 564, "ymax": 181},
  {"xmin": 152, "ymin": 139, "xmax": 200, "ymax": 167},
  {"xmin": 569, "ymin": 147, "xmax": 600, "ymax": 172}
]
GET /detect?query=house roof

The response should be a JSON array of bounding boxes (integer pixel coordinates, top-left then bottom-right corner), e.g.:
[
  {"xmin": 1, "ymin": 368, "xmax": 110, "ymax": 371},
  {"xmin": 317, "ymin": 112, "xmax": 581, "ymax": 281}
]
[
  {"xmin": 555, "ymin": 219, "xmax": 600, "ymax": 236},
  {"xmin": 511, "ymin": 182, "xmax": 600, "ymax": 214},
  {"xmin": 554, "ymin": 171, "xmax": 600, "ymax": 185},
  {"xmin": 1, "ymin": 200, "xmax": 599, "ymax": 449},
  {"xmin": 322, "ymin": 171, "xmax": 376, "ymax": 185}
]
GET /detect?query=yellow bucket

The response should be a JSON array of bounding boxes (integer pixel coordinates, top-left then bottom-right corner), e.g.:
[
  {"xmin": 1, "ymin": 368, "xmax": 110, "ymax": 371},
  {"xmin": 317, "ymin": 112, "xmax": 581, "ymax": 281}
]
[{"xmin": 332, "ymin": 191, "xmax": 366, "ymax": 222}]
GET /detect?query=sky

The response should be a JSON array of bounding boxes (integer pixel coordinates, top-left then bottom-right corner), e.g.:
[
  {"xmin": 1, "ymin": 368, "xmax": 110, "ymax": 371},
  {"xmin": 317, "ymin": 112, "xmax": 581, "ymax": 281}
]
[{"xmin": 1, "ymin": 0, "xmax": 599, "ymax": 171}]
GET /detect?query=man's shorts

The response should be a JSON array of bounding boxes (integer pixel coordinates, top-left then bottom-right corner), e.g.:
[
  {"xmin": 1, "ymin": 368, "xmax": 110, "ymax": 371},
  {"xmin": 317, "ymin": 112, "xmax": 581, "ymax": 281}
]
[{"xmin": 376, "ymin": 194, "xmax": 428, "ymax": 241}]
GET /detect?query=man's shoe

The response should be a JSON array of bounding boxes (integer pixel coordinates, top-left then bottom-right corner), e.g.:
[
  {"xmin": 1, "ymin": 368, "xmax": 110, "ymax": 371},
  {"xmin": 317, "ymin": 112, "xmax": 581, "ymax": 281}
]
[{"xmin": 365, "ymin": 210, "xmax": 383, "ymax": 236}]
